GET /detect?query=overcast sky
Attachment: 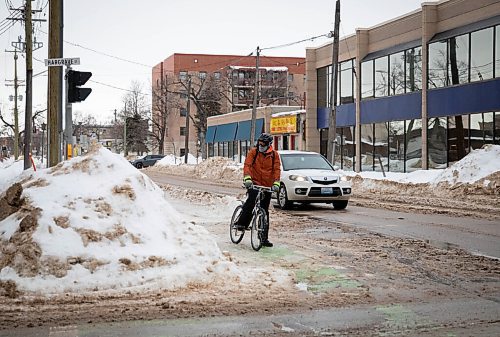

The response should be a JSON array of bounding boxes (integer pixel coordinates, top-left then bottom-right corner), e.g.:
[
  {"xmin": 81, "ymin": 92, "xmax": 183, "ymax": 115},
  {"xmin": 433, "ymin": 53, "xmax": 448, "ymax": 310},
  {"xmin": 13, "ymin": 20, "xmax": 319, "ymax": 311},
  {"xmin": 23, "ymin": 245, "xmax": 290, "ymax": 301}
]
[{"xmin": 0, "ymin": 0, "xmax": 437, "ymax": 126}]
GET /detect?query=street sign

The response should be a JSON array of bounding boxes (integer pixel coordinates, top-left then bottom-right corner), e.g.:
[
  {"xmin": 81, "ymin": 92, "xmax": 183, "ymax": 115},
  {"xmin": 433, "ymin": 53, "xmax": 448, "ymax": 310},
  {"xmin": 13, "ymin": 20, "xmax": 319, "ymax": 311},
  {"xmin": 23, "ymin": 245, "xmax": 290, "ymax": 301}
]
[{"xmin": 44, "ymin": 57, "xmax": 80, "ymax": 67}]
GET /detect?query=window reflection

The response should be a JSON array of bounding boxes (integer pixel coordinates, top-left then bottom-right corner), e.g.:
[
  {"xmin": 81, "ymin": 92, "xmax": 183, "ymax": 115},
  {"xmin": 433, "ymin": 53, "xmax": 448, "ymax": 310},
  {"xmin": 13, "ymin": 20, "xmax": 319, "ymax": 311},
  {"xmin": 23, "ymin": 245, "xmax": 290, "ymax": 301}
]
[
  {"xmin": 374, "ymin": 122, "xmax": 389, "ymax": 172},
  {"xmin": 317, "ymin": 67, "xmax": 328, "ymax": 107},
  {"xmin": 339, "ymin": 126, "xmax": 355, "ymax": 170},
  {"xmin": 361, "ymin": 61, "xmax": 374, "ymax": 99},
  {"xmin": 428, "ymin": 117, "xmax": 448, "ymax": 168},
  {"xmin": 405, "ymin": 119, "xmax": 422, "ymax": 172},
  {"xmin": 389, "ymin": 121, "xmax": 405, "ymax": 172},
  {"xmin": 470, "ymin": 112, "xmax": 495, "ymax": 147},
  {"xmin": 429, "ymin": 41, "xmax": 448, "ymax": 88},
  {"xmin": 389, "ymin": 52, "xmax": 405, "ymax": 95},
  {"xmin": 447, "ymin": 115, "xmax": 469, "ymax": 165},
  {"xmin": 375, "ymin": 57, "xmax": 389, "ymax": 97},
  {"xmin": 471, "ymin": 28, "xmax": 494, "ymax": 82},
  {"xmin": 496, "ymin": 26, "xmax": 500, "ymax": 77},
  {"xmin": 405, "ymin": 47, "xmax": 422, "ymax": 92},
  {"xmin": 495, "ymin": 112, "xmax": 500, "ymax": 144},
  {"xmin": 340, "ymin": 60, "xmax": 354, "ymax": 104},
  {"xmin": 360, "ymin": 124, "xmax": 374, "ymax": 171},
  {"xmin": 448, "ymin": 34, "xmax": 469, "ymax": 85}
]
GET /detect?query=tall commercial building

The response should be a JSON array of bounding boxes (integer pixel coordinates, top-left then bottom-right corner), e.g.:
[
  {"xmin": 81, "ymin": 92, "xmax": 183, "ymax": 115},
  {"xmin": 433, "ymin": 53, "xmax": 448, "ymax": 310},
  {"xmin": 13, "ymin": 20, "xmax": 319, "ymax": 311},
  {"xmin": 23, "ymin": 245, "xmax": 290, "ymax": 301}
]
[
  {"xmin": 152, "ymin": 53, "xmax": 305, "ymax": 156},
  {"xmin": 306, "ymin": 0, "xmax": 500, "ymax": 172}
]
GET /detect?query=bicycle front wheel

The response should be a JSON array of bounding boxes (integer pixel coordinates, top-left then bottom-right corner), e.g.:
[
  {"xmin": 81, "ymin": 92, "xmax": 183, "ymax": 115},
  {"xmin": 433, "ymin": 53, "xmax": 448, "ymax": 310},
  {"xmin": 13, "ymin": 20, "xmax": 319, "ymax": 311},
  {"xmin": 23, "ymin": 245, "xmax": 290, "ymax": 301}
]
[
  {"xmin": 251, "ymin": 208, "xmax": 266, "ymax": 251},
  {"xmin": 230, "ymin": 205, "xmax": 244, "ymax": 244}
]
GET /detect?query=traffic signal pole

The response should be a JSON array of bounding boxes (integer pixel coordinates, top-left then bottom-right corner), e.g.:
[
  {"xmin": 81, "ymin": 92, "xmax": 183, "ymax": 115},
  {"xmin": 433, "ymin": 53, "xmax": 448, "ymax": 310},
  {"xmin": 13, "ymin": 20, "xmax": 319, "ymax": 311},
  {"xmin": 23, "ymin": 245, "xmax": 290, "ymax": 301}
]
[{"xmin": 64, "ymin": 66, "xmax": 73, "ymax": 159}]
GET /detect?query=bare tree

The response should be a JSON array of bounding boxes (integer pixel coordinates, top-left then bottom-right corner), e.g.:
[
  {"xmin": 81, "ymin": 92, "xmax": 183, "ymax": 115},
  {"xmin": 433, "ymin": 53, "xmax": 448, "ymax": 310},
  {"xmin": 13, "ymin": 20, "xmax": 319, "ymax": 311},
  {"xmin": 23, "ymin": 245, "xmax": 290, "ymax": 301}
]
[{"xmin": 122, "ymin": 81, "xmax": 150, "ymax": 155}]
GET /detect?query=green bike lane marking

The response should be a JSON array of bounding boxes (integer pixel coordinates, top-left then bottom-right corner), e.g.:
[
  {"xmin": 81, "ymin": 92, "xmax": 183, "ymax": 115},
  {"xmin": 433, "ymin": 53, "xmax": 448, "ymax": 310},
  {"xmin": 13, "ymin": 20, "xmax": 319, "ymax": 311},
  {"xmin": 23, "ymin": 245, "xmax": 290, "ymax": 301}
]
[{"xmin": 258, "ymin": 245, "xmax": 363, "ymax": 292}]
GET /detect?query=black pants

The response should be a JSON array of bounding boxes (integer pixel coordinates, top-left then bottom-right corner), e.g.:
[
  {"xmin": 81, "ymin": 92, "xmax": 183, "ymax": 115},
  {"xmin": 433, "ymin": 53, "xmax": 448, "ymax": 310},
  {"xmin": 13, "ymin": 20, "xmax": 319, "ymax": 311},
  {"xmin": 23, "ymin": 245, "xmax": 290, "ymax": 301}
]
[{"xmin": 237, "ymin": 189, "xmax": 272, "ymax": 241}]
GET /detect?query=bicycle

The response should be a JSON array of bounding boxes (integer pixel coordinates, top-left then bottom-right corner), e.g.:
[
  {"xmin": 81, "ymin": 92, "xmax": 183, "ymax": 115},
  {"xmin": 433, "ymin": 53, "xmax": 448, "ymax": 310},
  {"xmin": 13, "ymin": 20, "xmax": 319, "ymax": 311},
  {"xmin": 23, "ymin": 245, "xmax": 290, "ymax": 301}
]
[{"xmin": 229, "ymin": 185, "xmax": 271, "ymax": 251}]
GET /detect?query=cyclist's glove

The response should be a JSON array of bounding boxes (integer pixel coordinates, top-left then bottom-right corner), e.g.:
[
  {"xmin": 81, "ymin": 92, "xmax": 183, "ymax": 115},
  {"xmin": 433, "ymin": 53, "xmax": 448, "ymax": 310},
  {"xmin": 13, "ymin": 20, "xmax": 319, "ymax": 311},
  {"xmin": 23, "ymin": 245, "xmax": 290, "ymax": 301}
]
[
  {"xmin": 243, "ymin": 175, "xmax": 253, "ymax": 189},
  {"xmin": 272, "ymin": 181, "xmax": 280, "ymax": 192}
]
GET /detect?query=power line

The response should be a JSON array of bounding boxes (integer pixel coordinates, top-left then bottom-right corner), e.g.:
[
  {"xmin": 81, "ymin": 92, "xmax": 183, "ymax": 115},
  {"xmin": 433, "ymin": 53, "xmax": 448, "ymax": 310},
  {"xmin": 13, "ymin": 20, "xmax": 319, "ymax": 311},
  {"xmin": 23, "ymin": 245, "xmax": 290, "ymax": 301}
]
[
  {"xmin": 260, "ymin": 33, "xmax": 329, "ymax": 51},
  {"xmin": 89, "ymin": 79, "xmax": 151, "ymax": 96}
]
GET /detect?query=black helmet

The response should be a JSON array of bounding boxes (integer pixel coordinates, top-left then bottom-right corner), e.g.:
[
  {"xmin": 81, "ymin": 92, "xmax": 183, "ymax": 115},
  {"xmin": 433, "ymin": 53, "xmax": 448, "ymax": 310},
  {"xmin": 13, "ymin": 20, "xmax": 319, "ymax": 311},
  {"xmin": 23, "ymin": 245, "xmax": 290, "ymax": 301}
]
[{"xmin": 258, "ymin": 133, "xmax": 273, "ymax": 145}]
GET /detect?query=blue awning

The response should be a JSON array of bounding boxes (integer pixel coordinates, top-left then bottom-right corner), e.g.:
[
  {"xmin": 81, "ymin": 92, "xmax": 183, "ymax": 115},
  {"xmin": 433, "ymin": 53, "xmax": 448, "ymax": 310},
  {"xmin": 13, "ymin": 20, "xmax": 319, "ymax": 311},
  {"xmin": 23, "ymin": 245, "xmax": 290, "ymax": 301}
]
[
  {"xmin": 205, "ymin": 126, "xmax": 216, "ymax": 143},
  {"xmin": 213, "ymin": 122, "xmax": 238, "ymax": 142},
  {"xmin": 235, "ymin": 118, "xmax": 264, "ymax": 141}
]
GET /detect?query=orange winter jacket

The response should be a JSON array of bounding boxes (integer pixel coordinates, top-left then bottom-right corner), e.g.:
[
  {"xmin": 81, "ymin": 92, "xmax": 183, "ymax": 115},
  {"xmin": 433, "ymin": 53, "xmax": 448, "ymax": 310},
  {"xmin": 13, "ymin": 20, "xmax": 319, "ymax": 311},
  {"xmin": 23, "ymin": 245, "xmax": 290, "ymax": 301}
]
[{"xmin": 243, "ymin": 146, "xmax": 281, "ymax": 187}]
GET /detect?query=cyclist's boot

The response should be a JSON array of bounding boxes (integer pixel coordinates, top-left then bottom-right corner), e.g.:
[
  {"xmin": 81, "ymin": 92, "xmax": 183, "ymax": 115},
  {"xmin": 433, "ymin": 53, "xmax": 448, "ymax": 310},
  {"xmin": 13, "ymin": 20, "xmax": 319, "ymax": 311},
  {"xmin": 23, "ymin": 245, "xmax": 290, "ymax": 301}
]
[{"xmin": 262, "ymin": 240, "xmax": 273, "ymax": 247}]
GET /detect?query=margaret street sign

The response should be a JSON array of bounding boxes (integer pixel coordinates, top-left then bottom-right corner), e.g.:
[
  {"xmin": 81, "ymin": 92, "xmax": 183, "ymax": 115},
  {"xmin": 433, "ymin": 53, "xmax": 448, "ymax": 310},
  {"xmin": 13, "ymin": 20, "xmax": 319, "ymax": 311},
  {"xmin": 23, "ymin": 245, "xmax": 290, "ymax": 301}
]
[{"xmin": 44, "ymin": 57, "xmax": 80, "ymax": 67}]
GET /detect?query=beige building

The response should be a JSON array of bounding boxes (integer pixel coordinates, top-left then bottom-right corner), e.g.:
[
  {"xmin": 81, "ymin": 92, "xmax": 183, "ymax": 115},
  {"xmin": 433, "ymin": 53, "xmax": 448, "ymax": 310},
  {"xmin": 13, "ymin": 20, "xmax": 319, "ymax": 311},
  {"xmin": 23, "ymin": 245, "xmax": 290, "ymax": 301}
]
[{"xmin": 306, "ymin": 0, "xmax": 500, "ymax": 172}]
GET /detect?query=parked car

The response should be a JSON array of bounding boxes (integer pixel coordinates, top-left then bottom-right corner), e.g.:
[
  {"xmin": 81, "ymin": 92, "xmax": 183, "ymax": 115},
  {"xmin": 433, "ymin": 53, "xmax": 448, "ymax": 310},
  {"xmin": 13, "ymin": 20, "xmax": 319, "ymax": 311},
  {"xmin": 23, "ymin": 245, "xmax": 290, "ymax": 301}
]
[
  {"xmin": 130, "ymin": 154, "xmax": 165, "ymax": 169},
  {"xmin": 276, "ymin": 150, "xmax": 352, "ymax": 210}
]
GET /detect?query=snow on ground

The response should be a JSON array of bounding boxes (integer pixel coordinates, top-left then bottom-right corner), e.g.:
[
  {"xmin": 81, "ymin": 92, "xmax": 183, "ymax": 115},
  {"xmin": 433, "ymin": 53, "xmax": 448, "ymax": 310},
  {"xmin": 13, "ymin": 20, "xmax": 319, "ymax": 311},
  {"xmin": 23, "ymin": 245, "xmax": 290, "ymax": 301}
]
[
  {"xmin": 157, "ymin": 153, "xmax": 200, "ymax": 166},
  {"xmin": 0, "ymin": 147, "xmax": 244, "ymax": 296}
]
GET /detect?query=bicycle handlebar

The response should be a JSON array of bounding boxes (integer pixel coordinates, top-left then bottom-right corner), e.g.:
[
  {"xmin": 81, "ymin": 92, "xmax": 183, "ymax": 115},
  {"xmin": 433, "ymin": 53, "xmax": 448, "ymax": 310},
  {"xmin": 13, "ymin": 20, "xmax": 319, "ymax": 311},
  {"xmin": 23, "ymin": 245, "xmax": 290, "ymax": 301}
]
[{"xmin": 241, "ymin": 184, "xmax": 272, "ymax": 192}]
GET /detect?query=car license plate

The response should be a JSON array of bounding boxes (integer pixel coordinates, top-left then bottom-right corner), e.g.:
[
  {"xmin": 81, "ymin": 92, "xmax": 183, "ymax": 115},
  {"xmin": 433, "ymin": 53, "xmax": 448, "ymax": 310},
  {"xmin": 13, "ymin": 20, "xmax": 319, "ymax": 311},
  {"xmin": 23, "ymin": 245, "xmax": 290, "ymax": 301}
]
[{"xmin": 321, "ymin": 187, "xmax": 333, "ymax": 194}]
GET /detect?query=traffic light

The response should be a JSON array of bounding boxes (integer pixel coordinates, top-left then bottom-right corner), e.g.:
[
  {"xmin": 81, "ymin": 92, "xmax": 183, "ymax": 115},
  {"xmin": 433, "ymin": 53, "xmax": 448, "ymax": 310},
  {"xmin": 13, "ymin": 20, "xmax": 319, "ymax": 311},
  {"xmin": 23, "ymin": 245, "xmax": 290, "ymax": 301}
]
[{"xmin": 67, "ymin": 70, "xmax": 92, "ymax": 103}]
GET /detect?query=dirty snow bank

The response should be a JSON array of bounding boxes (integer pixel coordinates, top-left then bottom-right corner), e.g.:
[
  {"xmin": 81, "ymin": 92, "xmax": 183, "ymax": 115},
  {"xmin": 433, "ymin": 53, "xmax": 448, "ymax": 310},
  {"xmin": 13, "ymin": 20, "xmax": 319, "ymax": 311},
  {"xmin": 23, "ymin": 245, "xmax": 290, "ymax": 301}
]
[{"xmin": 0, "ymin": 147, "xmax": 242, "ymax": 295}]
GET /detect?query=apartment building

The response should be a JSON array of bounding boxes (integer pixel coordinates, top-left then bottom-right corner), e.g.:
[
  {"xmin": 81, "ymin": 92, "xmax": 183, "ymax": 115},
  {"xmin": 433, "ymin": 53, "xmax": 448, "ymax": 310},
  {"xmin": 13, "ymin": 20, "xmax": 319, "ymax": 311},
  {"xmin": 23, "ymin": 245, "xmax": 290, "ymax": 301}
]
[
  {"xmin": 305, "ymin": 0, "xmax": 500, "ymax": 172},
  {"xmin": 152, "ymin": 53, "xmax": 305, "ymax": 157}
]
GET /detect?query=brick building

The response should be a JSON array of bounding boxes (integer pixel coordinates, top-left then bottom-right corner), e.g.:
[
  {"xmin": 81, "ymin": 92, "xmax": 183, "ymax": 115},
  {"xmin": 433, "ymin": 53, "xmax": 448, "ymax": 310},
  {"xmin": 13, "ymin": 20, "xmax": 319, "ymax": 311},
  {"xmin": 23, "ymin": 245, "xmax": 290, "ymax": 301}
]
[{"xmin": 152, "ymin": 53, "xmax": 305, "ymax": 157}]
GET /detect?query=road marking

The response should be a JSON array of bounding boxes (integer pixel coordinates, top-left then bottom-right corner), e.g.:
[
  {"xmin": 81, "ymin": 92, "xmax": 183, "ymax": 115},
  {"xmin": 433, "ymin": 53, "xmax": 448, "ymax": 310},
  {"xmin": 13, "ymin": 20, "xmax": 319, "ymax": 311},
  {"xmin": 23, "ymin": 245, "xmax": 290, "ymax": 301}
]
[{"xmin": 48, "ymin": 325, "xmax": 79, "ymax": 337}]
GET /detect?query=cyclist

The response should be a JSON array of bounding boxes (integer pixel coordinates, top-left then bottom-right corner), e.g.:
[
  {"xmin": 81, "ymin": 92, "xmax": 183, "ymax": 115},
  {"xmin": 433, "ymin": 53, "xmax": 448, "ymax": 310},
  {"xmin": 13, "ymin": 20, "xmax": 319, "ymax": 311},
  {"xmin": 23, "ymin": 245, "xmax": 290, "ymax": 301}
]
[{"xmin": 236, "ymin": 133, "xmax": 281, "ymax": 247}]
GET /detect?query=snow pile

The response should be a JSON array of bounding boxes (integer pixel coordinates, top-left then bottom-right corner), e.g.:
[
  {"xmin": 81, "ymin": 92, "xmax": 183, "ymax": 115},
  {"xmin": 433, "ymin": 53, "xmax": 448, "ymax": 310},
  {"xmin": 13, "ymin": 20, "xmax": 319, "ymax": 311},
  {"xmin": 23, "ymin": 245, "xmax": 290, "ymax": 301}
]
[
  {"xmin": 157, "ymin": 153, "xmax": 200, "ymax": 166},
  {"xmin": 0, "ymin": 147, "xmax": 239, "ymax": 296}
]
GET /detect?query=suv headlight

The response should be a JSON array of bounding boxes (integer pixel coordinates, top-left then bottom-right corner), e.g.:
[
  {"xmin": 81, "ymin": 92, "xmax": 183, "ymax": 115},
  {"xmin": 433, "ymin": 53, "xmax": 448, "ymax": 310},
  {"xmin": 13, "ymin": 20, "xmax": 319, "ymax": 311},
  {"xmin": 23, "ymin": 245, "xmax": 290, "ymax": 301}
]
[
  {"xmin": 289, "ymin": 175, "xmax": 307, "ymax": 181},
  {"xmin": 340, "ymin": 176, "xmax": 348, "ymax": 182}
]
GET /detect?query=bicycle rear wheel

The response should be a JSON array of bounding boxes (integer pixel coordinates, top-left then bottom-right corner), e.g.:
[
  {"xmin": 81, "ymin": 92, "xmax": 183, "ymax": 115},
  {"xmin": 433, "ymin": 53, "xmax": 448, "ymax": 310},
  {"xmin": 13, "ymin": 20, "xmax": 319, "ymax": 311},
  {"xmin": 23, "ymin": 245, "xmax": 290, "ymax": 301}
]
[
  {"xmin": 230, "ymin": 205, "xmax": 244, "ymax": 244},
  {"xmin": 251, "ymin": 208, "xmax": 265, "ymax": 251}
]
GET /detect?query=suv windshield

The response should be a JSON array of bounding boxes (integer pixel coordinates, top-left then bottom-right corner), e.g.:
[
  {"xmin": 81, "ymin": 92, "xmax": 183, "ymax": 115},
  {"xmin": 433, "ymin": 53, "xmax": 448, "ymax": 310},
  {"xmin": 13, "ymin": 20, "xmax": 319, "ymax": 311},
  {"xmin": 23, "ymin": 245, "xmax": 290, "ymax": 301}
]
[{"xmin": 280, "ymin": 153, "xmax": 334, "ymax": 171}]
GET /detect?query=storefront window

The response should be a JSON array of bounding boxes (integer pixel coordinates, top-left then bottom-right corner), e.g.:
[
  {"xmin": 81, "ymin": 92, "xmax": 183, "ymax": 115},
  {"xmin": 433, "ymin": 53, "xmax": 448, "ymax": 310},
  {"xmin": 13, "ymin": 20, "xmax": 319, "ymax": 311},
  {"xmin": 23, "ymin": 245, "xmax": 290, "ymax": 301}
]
[
  {"xmin": 389, "ymin": 52, "xmax": 405, "ymax": 95},
  {"xmin": 388, "ymin": 121, "xmax": 405, "ymax": 172},
  {"xmin": 360, "ymin": 123, "xmax": 374, "ymax": 171},
  {"xmin": 361, "ymin": 61, "xmax": 374, "ymax": 99},
  {"xmin": 406, "ymin": 119, "xmax": 422, "ymax": 172},
  {"xmin": 448, "ymin": 34, "xmax": 469, "ymax": 85},
  {"xmin": 373, "ymin": 122, "xmax": 389, "ymax": 172},
  {"xmin": 317, "ymin": 67, "xmax": 328, "ymax": 107},
  {"xmin": 340, "ymin": 126, "xmax": 355, "ymax": 170},
  {"xmin": 340, "ymin": 60, "xmax": 354, "ymax": 104},
  {"xmin": 374, "ymin": 57, "xmax": 389, "ymax": 97},
  {"xmin": 471, "ymin": 28, "xmax": 494, "ymax": 82},
  {"xmin": 428, "ymin": 117, "xmax": 447, "ymax": 168},
  {"xmin": 405, "ymin": 47, "xmax": 422, "ymax": 92},
  {"xmin": 428, "ymin": 41, "xmax": 448, "ymax": 88},
  {"xmin": 496, "ymin": 26, "xmax": 500, "ymax": 77},
  {"xmin": 447, "ymin": 115, "xmax": 470, "ymax": 165},
  {"xmin": 495, "ymin": 112, "xmax": 500, "ymax": 144},
  {"xmin": 470, "ymin": 112, "xmax": 495, "ymax": 147}
]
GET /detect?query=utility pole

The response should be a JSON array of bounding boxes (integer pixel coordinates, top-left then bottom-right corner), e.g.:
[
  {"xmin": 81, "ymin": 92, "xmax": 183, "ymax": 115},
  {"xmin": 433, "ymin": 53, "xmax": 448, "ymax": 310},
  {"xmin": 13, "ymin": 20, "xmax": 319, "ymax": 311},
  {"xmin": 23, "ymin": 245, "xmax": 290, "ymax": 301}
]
[
  {"xmin": 184, "ymin": 75, "xmax": 191, "ymax": 164},
  {"xmin": 22, "ymin": 0, "xmax": 33, "ymax": 169},
  {"xmin": 124, "ymin": 102, "xmax": 128, "ymax": 156},
  {"xmin": 114, "ymin": 109, "xmax": 117, "ymax": 153},
  {"xmin": 48, "ymin": 0, "xmax": 62, "ymax": 167},
  {"xmin": 327, "ymin": 0, "xmax": 341, "ymax": 164},
  {"xmin": 250, "ymin": 46, "xmax": 260, "ymax": 146},
  {"xmin": 64, "ymin": 66, "xmax": 72, "ymax": 159},
  {"xmin": 5, "ymin": 50, "xmax": 24, "ymax": 160}
]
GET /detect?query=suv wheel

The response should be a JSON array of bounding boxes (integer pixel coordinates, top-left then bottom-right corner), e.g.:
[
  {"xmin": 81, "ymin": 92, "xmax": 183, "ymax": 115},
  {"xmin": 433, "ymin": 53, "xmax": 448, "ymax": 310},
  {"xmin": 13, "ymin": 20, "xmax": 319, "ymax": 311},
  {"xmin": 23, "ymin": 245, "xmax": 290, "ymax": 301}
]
[
  {"xmin": 135, "ymin": 163, "xmax": 143, "ymax": 169},
  {"xmin": 278, "ymin": 184, "xmax": 293, "ymax": 210},
  {"xmin": 332, "ymin": 200, "xmax": 348, "ymax": 210}
]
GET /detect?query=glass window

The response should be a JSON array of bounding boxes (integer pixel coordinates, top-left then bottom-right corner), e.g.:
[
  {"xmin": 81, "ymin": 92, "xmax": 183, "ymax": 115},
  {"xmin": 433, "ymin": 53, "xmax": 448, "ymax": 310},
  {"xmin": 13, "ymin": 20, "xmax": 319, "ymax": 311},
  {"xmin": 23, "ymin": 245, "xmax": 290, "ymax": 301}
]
[
  {"xmin": 360, "ymin": 123, "xmax": 374, "ymax": 171},
  {"xmin": 389, "ymin": 52, "xmax": 405, "ymax": 95},
  {"xmin": 199, "ymin": 71, "xmax": 207, "ymax": 80},
  {"xmin": 448, "ymin": 115, "xmax": 470, "ymax": 165},
  {"xmin": 361, "ymin": 61, "xmax": 374, "ymax": 99},
  {"xmin": 495, "ymin": 26, "xmax": 500, "ymax": 77},
  {"xmin": 405, "ymin": 47, "xmax": 422, "ymax": 92},
  {"xmin": 340, "ymin": 126, "xmax": 355, "ymax": 171},
  {"xmin": 470, "ymin": 112, "xmax": 495, "ymax": 147},
  {"xmin": 180, "ymin": 148, "xmax": 186, "ymax": 156},
  {"xmin": 180, "ymin": 108, "xmax": 187, "ymax": 117},
  {"xmin": 179, "ymin": 71, "xmax": 187, "ymax": 81},
  {"xmin": 373, "ymin": 122, "xmax": 389, "ymax": 172},
  {"xmin": 495, "ymin": 112, "xmax": 500, "ymax": 144},
  {"xmin": 471, "ymin": 28, "xmax": 494, "ymax": 82},
  {"xmin": 288, "ymin": 74, "xmax": 293, "ymax": 82},
  {"xmin": 405, "ymin": 119, "xmax": 422, "ymax": 172},
  {"xmin": 388, "ymin": 121, "xmax": 405, "ymax": 172},
  {"xmin": 428, "ymin": 117, "xmax": 447, "ymax": 168},
  {"xmin": 428, "ymin": 41, "xmax": 448, "ymax": 88},
  {"xmin": 374, "ymin": 57, "xmax": 389, "ymax": 97},
  {"xmin": 448, "ymin": 34, "xmax": 469, "ymax": 85},
  {"xmin": 180, "ymin": 90, "xmax": 188, "ymax": 99},
  {"xmin": 317, "ymin": 67, "xmax": 328, "ymax": 107},
  {"xmin": 180, "ymin": 126, "xmax": 186, "ymax": 136},
  {"xmin": 213, "ymin": 72, "xmax": 221, "ymax": 80},
  {"xmin": 340, "ymin": 59, "xmax": 354, "ymax": 104}
]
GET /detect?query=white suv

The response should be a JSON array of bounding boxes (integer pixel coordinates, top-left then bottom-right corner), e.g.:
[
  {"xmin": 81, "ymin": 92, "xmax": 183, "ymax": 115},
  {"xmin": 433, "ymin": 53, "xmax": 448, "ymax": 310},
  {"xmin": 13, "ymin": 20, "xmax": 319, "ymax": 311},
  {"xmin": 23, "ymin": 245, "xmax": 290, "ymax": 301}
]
[{"xmin": 276, "ymin": 150, "xmax": 352, "ymax": 210}]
